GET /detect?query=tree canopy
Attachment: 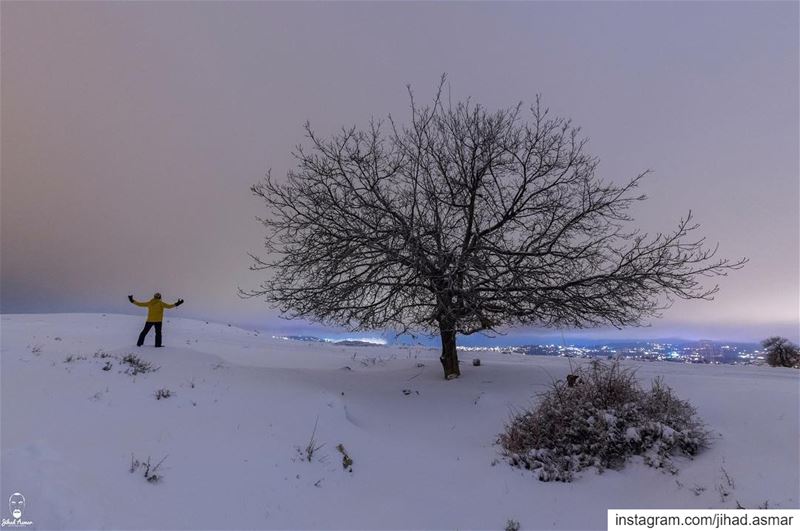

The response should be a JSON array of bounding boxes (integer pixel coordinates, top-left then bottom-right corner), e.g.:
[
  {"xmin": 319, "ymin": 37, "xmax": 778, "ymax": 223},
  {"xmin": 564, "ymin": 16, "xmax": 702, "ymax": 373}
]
[
  {"xmin": 763, "ymin": 337, "xmax": 799, "ymax": 368},
  {"xmin": 246, "ymin": 79, "xmax": 745, "ymax": 379}
]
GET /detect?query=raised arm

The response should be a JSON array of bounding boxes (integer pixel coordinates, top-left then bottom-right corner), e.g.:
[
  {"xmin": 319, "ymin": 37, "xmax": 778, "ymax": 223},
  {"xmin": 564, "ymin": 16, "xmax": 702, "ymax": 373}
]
[
  {"xmin": 128, "ymin": 295, "xmax": 149, "ymax": 307},
  {"xmin": 165, "ymin": 298, "xmax": 184, "ymax": 309}
]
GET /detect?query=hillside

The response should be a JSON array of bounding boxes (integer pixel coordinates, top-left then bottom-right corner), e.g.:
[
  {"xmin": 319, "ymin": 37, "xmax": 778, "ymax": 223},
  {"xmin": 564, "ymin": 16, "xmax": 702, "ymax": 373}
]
[{"xmin": 1, "ymin": 314, "xmax": 798, "ymax": 530}]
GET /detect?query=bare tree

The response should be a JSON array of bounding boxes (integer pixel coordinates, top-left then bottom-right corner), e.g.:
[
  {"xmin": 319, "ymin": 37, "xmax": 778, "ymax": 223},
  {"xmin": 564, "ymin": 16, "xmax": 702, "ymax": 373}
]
[
  {"xmin": 762, "ymin": 337, "xmax": 799, "ymax": 368},
  {"xmin": 245, "ymin": 78, "xmax": 745, "ymax": 379}
]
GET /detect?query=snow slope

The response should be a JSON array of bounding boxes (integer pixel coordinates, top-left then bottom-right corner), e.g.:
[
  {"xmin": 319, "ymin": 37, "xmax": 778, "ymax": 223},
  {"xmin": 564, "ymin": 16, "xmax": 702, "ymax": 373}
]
[{"xmin": 1, "ymin": 314, "xmax": 798, "ymax": 530}]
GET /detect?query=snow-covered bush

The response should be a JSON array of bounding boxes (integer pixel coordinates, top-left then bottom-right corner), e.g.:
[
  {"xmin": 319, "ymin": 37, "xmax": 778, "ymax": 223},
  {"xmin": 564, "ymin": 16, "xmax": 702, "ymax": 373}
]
[{"xmin": 499, "ymin": 360, "xmax": 709, "ymax": 482}]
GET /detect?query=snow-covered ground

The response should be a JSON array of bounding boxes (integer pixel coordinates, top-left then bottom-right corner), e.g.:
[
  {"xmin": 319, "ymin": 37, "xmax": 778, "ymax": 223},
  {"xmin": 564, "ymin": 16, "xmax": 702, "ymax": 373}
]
[{"xmin": 1, "ymin": 313, "xmax": 798, "ymax": 530}]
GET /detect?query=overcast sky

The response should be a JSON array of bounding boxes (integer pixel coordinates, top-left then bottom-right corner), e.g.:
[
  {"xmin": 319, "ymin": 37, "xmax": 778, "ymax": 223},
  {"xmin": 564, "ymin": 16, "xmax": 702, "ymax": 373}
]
[{"xmin": 2, "ymin": 1, "xmax": 798, "ymax": 342}]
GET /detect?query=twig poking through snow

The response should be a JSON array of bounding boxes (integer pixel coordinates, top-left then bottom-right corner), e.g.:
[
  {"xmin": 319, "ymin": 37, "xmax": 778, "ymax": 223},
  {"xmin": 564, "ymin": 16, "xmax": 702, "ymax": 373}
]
[
  {"xmin": 130, "ymin": 454, "xmax": 168, "ymax": 483},
  {"xmin": 302, "ymin": 416, "xmax": 324, "ymax": 462}
]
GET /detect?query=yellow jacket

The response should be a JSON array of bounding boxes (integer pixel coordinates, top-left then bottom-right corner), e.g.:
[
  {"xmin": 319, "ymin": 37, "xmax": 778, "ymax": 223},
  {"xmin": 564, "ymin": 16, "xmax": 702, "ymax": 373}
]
[{"xmin": 131, "ymin": 298, "xmax": 176, "ymax": 322}]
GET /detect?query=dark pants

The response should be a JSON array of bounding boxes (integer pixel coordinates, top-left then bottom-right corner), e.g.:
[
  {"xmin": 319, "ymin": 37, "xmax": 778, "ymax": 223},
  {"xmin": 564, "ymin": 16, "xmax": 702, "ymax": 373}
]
[{"xmin": 137, "ymin": 322, "xmax": 163, "ymax": 347}]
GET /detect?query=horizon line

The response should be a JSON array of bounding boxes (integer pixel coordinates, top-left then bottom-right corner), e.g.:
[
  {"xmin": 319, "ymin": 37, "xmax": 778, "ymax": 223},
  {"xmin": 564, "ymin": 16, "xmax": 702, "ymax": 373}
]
[{"xmin": 1, "ymin": 311, "xmax": 797, "ymax": 344}]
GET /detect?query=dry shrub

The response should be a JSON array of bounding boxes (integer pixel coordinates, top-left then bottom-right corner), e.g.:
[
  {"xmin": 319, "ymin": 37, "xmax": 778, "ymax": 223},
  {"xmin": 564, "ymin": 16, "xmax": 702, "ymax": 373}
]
[
  {"xmin": 121, "ymin": 354, "xmax": 159, "ymax": 376},
  {"xmin": 499, "ymin": 360, "xmax": 709, "ymax": 482}
]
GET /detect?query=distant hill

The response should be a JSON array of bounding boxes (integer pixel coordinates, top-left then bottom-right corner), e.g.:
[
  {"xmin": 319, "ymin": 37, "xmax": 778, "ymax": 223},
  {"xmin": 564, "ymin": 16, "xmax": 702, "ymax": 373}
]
[{"xmin": 278, "ymin": 335, "xmax": 383, "ymax": 347}]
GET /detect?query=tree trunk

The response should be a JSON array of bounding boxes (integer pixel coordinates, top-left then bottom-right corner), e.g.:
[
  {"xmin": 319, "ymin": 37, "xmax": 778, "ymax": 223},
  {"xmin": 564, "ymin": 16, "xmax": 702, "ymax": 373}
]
[{"xmin": 439, "ymin": 327, "xmax": 460, "ymax": 380}]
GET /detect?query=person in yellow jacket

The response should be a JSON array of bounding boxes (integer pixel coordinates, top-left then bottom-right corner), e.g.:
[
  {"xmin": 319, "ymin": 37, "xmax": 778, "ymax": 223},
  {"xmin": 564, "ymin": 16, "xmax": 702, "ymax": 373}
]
[{"xmin": 129, "ymin": 293, "xmax": 184, "ymax": 347}]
